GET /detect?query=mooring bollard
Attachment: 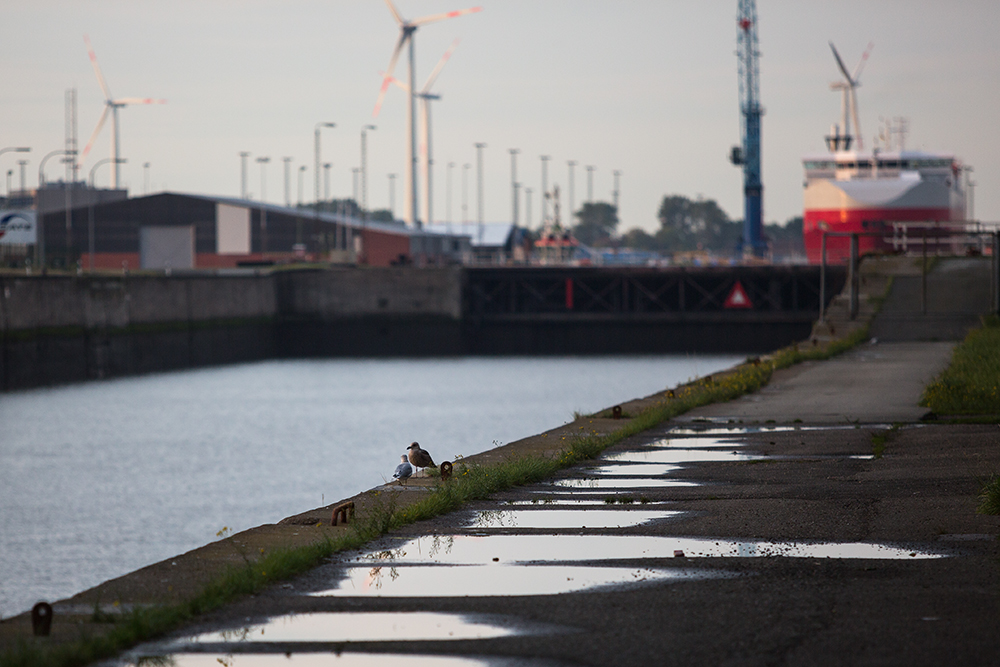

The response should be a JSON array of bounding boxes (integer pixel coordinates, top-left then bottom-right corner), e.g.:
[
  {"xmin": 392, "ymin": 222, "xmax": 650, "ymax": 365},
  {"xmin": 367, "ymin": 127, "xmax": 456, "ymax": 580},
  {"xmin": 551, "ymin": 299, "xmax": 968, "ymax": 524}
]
[
  {"xmin": 32, "ymin": 602, "xmax": 53, "ymax": 636},
  {"xmin": 440, "ymin": 461, "xmax": 453, "ymax": 481},
  {"xmin": 612, "ymin": 405, "xmax": 623, "ymax": 420}
]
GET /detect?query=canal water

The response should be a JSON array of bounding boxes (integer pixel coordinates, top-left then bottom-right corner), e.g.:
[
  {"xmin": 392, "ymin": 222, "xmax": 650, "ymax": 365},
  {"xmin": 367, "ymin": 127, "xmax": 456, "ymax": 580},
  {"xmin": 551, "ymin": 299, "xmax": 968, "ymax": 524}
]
[{"xmin": 0, "ymin": 354, "xmax": 741, "ymax": 619}]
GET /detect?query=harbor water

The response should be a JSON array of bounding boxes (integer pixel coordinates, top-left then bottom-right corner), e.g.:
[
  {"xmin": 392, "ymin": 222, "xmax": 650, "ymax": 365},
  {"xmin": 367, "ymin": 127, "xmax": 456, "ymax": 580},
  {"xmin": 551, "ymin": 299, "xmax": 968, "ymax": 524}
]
[{"xmin": 0, "ymin": 354, "xmax": 741, "ymax": 619}]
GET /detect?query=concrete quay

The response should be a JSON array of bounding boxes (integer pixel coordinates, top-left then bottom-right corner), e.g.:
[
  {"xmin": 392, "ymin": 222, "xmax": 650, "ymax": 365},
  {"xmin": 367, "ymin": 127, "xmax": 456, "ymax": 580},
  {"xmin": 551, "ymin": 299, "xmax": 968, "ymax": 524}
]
[{"xmin": 2, "ymin": 257, "xmax": 999, "ymax": 666}]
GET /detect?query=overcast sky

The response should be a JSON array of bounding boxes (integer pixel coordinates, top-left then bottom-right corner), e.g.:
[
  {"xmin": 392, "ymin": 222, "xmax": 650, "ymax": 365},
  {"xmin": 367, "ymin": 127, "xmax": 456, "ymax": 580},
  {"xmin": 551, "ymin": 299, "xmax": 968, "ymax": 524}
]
[{"xmin": 3, "ymin": 1, "xmax": 998, "ymax": 233}]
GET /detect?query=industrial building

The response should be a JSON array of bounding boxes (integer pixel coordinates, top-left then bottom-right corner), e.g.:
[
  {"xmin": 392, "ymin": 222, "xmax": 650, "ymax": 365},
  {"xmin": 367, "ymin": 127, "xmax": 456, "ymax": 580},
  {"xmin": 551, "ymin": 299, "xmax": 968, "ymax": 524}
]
[{"xmin": 36, "ymin": 191, "xmax": 470, "ymax": 270}]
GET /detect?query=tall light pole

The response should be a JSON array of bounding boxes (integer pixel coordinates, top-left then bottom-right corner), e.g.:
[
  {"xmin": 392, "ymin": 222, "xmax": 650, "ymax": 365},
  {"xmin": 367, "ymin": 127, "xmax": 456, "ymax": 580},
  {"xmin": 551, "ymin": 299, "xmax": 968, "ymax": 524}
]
[
  {"xmin": 388, "ymin": 173, "xmax": 397, "ymax": 218},
  {"xmin": 508, "ymin": 148, "xmax": 520, "ymax": 226},
  {"xmin": 446, "ymin": 161, "xmax": 455, "ymax": 231},
  {"xmin": 17, "ymin": 160, "xmax": 28, "ymax": 193},
  {"xmin": 475, "ymin": 143, "xmax": 486, "ymax": 244},
  {"xmin": 352, "ymin": 167, "xmax": 360, "ymax": 206},
  {"xmin": 360, "ymin": 124, "xmax": 376, "ymax": 220},
  {"xmin": 38, "ymin": 149, "xmax": 68, "ymax": 188},
  {"xmin": 612, "ymin": 169, "xmax": 621, "ymax": 214},
  {"xmin": 143, "ymin": 162, "xmax": 150, "ymax": 195},
  {"xmin": 323, "ymin": 163, "xmax": 332, "ymax": 203},
  {"xmin": 239, "ymin": 151, "xmax": 250, "ymax": 199},
  {"xmin": 525, "ymin": 188, "xmax": 533, "ymax": 228},
  {"xmin": 283, "ymin": 157, "xmax": 293, "ymax": 207},
  {"xmin": 256, "ymin": 156, "xmax": 270, "ymax": 254},
  {"xmin": 586, "ymin": 165, "xmax": 595, "ymax": 203},
  {"xmin": 314, "ymin": 122, "xmax": 335, "ymax": 205},
  {"xmin": 298, "ymin": 165, "xmax": 307, "ymax": 206},
  {"xmin": 567, "ymin": 160, "xmax": 577, "ymax": 220},
  {"xmin": 88, "ymin": 157, "xmax": 124, "ymax": 272},
  {"xmin": 0, "ymin": 147, "xmax": 31, "ymax": 188},
  {"xmin": 540, "ymin": 155, "xmax": 551, "ymax": 223},
  {"xmin": 462, "ymin": 163, "xmax": 470, "ymax": 227}
]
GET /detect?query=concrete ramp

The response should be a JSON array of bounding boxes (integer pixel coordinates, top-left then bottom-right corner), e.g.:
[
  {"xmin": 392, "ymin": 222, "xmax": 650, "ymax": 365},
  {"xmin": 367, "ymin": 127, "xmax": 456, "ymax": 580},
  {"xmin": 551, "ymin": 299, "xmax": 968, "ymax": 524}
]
[{"xmin": 869, "ymin": 257, "xmax": 993, "ymax": 342}]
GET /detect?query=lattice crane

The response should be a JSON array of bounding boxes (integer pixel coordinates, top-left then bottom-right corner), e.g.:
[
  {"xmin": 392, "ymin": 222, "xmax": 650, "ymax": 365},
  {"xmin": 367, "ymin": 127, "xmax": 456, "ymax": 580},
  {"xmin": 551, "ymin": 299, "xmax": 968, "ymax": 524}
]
[{"xmin": 730, "ymin": 0, "xmax": 766, "ymax": 257}]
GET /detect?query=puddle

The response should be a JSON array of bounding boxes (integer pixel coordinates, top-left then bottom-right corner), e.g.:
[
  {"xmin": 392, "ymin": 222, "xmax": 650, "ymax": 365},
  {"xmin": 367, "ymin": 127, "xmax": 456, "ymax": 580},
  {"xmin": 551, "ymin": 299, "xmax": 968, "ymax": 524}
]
[
  {"xmin": 177, "ymin": 612, "xmax": 529, "ymax": 644},
  {"xmin": 467, "ymin": 509, "xmax": 682, "ymax": 529},
  {"xmin": 668, "ymin": 425, "xmax": 876, "ymax": 435},
  {"xmin": 550, "ymin": 477, "xmax": 698, "ymax": 489},
  {"xmin": 119, "ymin": 654, "xmax": 564, "ymax": 667},
  {"xmin": 647, "ymin": 436, "xmax": 748, "ymax": 448},
  {"xmin": 310, "ymin": 564, "xmax": 721, "ymax": 597},
  {"xmin": 602, "ymin": 449, "xmax": 764, "ymax": 464},
  {"xmin": 504, "ymin": 498, "xmax": 671, "ymax": 507},
  {"xmin": 346, "ymin": 534, "xmax": 946, "ymax": 566},
  {"xmin": 587, "ymin": 462, "xmax": 683, "ymax": 476}
]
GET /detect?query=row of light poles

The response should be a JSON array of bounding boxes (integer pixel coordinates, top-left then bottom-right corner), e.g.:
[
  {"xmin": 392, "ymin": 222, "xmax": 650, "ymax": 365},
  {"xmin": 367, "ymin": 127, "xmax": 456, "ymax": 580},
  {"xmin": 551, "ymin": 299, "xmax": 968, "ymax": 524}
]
[{"xmin": 504, "ymin": 152, "xmax": 616, "ymax": 228}]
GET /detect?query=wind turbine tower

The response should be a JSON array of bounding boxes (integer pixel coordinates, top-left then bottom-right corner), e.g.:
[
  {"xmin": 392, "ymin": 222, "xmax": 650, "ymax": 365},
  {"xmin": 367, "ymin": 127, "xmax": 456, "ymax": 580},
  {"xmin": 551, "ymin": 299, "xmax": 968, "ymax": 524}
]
[
  {"xmin": 730, "ymin": 0, "xmax": 765, "ymax": 258},
  {"xmin": 79, "ymin": 35, "xmax": 165, "ymax": 190},
  {"xmin": 373, "ymin": 0, "xmax": 481, "ymax": 229}
]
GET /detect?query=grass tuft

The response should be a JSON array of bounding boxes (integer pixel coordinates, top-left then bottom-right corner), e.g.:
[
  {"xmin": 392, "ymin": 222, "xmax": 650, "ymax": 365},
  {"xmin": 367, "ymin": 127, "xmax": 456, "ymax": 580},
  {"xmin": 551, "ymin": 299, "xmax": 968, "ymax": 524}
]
[
  {"xmin": 976, "ymin": 475, "xmax": 1000, "ymax": 515},
  {"xmin": 921, "ymin": 316, "xmax": 1000, "ymax": 417}
]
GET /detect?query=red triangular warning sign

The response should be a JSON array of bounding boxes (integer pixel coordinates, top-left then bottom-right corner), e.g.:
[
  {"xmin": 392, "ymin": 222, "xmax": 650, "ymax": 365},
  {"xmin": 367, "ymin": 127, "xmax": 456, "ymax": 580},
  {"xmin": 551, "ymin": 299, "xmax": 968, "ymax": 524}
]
[{"xmin": 724, "ymin": 280, "xmax": 753, "ymax": 309}]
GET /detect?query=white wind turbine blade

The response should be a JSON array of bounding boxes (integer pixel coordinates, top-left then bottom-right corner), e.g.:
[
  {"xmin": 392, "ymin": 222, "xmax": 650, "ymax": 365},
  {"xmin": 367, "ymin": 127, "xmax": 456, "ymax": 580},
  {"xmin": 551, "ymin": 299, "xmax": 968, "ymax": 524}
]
[
  {"xmin": 852, "ymin": 41, "xmax": 874, "ymax": 82},
  {"xmin": 421, "ymin": 39, "xmax": 459, "ymax": 93},
  {"xmin": 114, "ymin": 97, "xmax": 167, "ymax": 105},
  {"xmin": 380, "ymin": 71, "xmax": 410, "ymax": 93},
  {"xmin": 374, "ymin": 31, "xmax": 408, "ymax": 117},
  {"xmin": 79, "ymin": 105, "xmax": 111, "ymax": 165},
  {"xmin": 84, "ymin": 34, "xmax": 113, "ymax": 101},
  {"xmin": 384, "ymin": 0, "xmax": 405, "ymax": 26},
  {"xmin": 409, "ymin": 6, "xmax": 482, "ymax": 27},
  {"xmin": 829, "ymin": 42, "xmax": 853, "ymax": 84}
]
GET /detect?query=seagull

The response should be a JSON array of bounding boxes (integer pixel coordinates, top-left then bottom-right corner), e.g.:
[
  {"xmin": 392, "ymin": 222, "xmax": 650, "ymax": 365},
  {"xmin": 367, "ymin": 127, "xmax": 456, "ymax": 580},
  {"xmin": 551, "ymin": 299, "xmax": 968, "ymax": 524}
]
[
  {"xmin": 393, "ymin": 454, "xmax": 413, "ymax": 485},
  {"xmin": 407, "ymin": 442, "xmax": 436, "ymax": 472}
]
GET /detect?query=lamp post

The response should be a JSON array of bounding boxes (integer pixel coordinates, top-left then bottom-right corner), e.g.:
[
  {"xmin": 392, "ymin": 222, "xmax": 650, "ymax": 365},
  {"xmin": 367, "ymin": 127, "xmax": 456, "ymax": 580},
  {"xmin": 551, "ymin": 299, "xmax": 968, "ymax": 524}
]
[
  {"xmin": 37, "ymin": 149, "xmax": 69, "ymax": 270},
  {"xmin": 612, "ymin": 169, "xmax": 621, "ymax": 213},
  {"xmin": 446, "ymin": 162, "xmax": 455, "ymax": 232},
  {"xmin": 567, "ymin": 160, "xmax": 577, "ymax": 221},
  {"xmin": 283, "ymin": 157, "xmax": 293, "ymax": 207},
  {"xmin": 38, "ymin": 149, "xmax": 68, "ymax": 188},
  {"xmin": 88, "ymin": 157, "xmax": 125, "ymax": 272},
  {"xmin": 298, "ymin": 165, "xmax": 307, "ymax": 206},
  {"xmin": 256, "ymin": 156, "xmax": 270, "ymax": 254},
  {"xmin": 525, "ymin": 188, "xmax": 533, "ymax": 228},
  {"xmin": 474, "ymin": 143, "xmax": 486, "ymax": 244},
  {"xmin": 360, "ymin": 124, "xmax": 376, "ymax": 220},
  {"xmin": 0, "ymin": 147, "xmax": 30, "ymax": 193},
  {"xmin": 508, "ymin": 149, "xmax": 520, "ymax": 226},
  {"xmin": 540, "ymin": 155, "xmax": 550, "ymax": 223},
  {"xmin": 323, "ymin": 163, "xmax": 332, "ymax": 203},
  {"xmin": 586, "ymin": 165, "xmax": 595, "ymax": 203},
  {"xmin": 462, "ymin": 163, "xmax": 470, "ymax": 227},
  {"xmin": 5, "ymin": 170, "xmax": 11, "ymax": 197},
  {"xmin": 17, "ymin": 160, "xmax": 28, "ymax": 194},
  {"xmin": 143, "ymin": 162, "xmax": 151, "ymax": 195},
  {"xmin": 239, "ymin": 152, "xmax": 250, "ymax": 199},
  {"xmin": 388, "ymin": 173, "xmax": 397, "ymax": 218},
  {"xmin": 314, "ymin": 122, "xmax": 335, "ymax": 206}
]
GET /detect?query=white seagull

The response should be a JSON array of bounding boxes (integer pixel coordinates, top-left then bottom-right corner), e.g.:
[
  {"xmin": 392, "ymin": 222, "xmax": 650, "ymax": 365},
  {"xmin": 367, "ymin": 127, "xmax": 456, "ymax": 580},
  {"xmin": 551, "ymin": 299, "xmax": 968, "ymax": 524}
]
[{"xmin": 393, "ymin": 454, "xmax": 413, "ymax": 485}]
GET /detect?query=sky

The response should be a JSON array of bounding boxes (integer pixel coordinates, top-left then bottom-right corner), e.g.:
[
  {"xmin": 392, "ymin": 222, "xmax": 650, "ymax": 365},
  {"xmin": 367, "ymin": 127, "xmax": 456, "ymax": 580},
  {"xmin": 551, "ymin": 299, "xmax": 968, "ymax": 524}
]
[{"xmin": 2, "ymin": 0, "xmax": 998, "ymax": 233}]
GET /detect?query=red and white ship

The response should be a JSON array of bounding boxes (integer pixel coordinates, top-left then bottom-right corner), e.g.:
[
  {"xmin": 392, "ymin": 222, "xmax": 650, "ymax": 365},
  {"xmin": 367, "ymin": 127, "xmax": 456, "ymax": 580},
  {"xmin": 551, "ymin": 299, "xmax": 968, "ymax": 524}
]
[{"xmin": 802, "ymin": 43, "xmax": 967, "ymax": 263}]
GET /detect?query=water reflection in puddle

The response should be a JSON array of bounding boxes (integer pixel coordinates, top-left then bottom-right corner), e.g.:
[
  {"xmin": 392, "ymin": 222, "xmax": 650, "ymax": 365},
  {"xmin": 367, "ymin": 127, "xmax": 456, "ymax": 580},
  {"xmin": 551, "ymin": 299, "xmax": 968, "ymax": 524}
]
[
  {"xmin": 311, "ymin": 564, "xmax": 718, "ymax": 597},
  {"xmin": 551, "ymin": 477, "xmax": 698, "ymax": 489},
  {"xmin": 647, "ymin": 436, "xmax": 747, "ymax": 448},
  {"xmin": 468, "ymin": 509, "xmax": 682, "ymax": 529},
  {"xmin": 350, "ymin": 534, "xmax": 946, "ymax": 566},
  {"xmin": 180, "ymin": 612, "xmax": 525, "ymax": 644},
  {"xmin": 587, "ymin": 462, "xmax": 682, "ymax": 476},
  {"xmin": 601, "ymin": 449, "xmax": 764, "ymax": 464},
  {"xmin": 123, "ymin": 654, "xmax": 561, "ymax": 666},
  {"xmin": 504, "ymin": 498, "xmax": 672, "ymax": 507}
]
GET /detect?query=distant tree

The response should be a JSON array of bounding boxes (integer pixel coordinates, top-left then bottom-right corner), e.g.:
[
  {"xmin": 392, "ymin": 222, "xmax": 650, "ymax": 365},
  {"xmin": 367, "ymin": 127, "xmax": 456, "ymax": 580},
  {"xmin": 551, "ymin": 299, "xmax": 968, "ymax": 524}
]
[
  {"xmin": 655, "ymin": 195, "xmax": 740, "ymax": 253},
  {"xmin": 619, "ymin": 227, "xmax": 657, "ymax": 251},
  {"xmin": 763, "ymin": 216, "xmax": 805, "ymax": 259},
  {"xmin": 367, "ymin": 209, "xmax": 395, "ymax": 223},
  {"xmin": 573, "ymin": 201, "xmax": 619, "ymax": 246}
]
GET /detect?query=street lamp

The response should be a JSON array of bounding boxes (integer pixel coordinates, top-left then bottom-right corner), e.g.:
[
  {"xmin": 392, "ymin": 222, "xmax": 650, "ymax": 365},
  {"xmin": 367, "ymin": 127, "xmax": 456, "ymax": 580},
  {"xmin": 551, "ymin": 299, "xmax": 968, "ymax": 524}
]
[
  {"xmin": 283, "ymin": 157, "xmax": 293, "ymax": 207},
  {"xmin": 239, "ymin": 152, "xmax": 250, "ymax": 199},
  {"xmin": 462, "ymin": 163, "xmax": 470, "ymax": 227},
  {"xmin": 540, "ymin": 155, "xmax": 551, "ymax": 223},
  {"xmin": 360, "ymin": 124, "xmax": 376, "ymax": 220},
  {"xmin": 446, "ymin": 162, "xmax": 455, "ymax": 231},
  {"xmin": 17, "ymin": 160, "xmax": 28, "ymax": 194},
  {"xmin": 475, "ymin": 143, "xmax": 486, "ymax": 245},
  {"xmin": 144, "ymin": 162, "xmax": 151, "ymax": 195},
  {"xmin": 314, "ymin": 122, "xmax": 335, "ymax": 205},
  {"xmin": 323, "ymin": 163, "xmax": 332, "ymax": 203},
  {"xmin": 256, "ymin": 156, "xmax": 270, "ymax": 254},
  {"xmin": 298, "ymin": 165, "xmax": 307, "ymax": 206},
  {"xmin": 88, "ymin": 157, "xmax": 125, "ymax": 272},
  {"xmin": 612, "ymin": 170, "xmax": 621, "ymax": 213},
  {"xmin": 38, "ymin": 149, "xmax": 70, "ymax": 190},
  {"xmin": 388, "ymin": 173, "xmax": 397, "ymax": 218},
  {"xmin": 567, "ymin": 160, "xmax": 577, "ymax": 220},
  {"xmin": 586, "ymin": 165, "xmax": 595, "ymax": 203},
  {"xmin": 508, "ymin": 149, "xmax": 520, "ymax": 226}
]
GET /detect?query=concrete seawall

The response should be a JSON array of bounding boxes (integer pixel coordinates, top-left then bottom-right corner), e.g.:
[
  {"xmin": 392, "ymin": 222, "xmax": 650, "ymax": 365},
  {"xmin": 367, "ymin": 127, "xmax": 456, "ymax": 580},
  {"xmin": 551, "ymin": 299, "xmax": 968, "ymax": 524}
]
[{"xmin": 1, "ymin": 265, "xmax": 834, "ymax": 390}]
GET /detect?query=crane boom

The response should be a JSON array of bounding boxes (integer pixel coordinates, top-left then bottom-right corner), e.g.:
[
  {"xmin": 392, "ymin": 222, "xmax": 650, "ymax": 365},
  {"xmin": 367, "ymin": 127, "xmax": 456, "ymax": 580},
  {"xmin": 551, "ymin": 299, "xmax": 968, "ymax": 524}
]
[{"xmin": 734, "ymin": 0, "xmax": 766, "ymax": 257}]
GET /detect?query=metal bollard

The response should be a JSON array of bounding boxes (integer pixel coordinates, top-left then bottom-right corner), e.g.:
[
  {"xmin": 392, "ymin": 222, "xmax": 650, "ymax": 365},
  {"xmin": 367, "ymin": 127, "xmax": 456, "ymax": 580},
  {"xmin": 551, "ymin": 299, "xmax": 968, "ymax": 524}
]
[
  {"xmin": 440, "ymin": 461, "xmax": 453, "ymax": 481},
  {"xmin": 612, "ymin": 406, "xmax": 622, "ymax": 420},
  {"xmin": 32, "ymin": 602, "xmax": 53, "ymax": 636}
]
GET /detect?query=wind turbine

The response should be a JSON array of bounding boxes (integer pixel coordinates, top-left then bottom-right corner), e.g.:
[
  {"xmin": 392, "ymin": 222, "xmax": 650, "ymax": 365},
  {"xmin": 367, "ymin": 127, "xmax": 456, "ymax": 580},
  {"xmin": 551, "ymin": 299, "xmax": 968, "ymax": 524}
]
[
  {"xmin": 373, "ymin": 0, "xmax": 481, "ymax": 228},
  {"xmin": 79, "ymin": 35, "xmax": 166, "ymax": 190},
  {"xmin": 829, "ymin": 41, "xmax": 873, "ymax": 151},
  {"xmin": 385, "ymin": 39, "xmax": 460, "ymax": 228}
]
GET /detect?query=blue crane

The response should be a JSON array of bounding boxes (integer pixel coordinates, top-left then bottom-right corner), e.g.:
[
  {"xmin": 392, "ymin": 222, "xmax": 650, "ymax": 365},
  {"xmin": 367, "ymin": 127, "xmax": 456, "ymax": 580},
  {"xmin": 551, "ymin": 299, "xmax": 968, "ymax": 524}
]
[{"xmin": 730, "ymin": 0, "xmax": 766, "ymax": 257}]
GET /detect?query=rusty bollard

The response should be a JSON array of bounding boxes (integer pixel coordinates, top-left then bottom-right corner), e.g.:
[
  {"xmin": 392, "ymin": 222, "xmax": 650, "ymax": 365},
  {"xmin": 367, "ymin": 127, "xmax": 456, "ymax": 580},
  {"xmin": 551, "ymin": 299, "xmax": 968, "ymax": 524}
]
[
  {"xmin": 331, "ymin": 501, "xmax": 355, "ymax": 526},
  {"xmin": 32, "ymin": 602, "xmax": 53, "ymax": 636},
  {"xmin": 440, "ymin": 461, "xmax": 453, "ymax": 481},
  {"xmin": 612, "ymin": 405, "xmax": 622, "ymax": 420}
]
